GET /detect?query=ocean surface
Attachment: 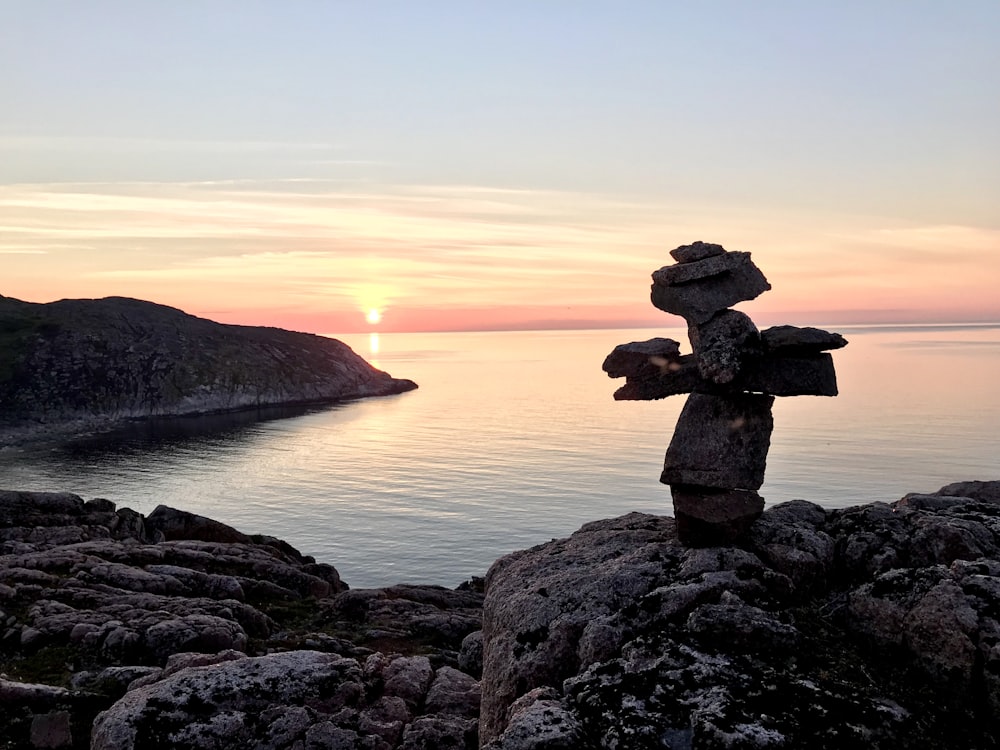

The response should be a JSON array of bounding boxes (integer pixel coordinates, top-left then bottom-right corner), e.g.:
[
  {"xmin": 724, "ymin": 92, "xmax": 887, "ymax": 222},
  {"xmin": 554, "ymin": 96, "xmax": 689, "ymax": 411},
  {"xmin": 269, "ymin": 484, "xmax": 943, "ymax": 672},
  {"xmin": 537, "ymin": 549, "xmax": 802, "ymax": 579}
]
[{"xmin": 1, "ymin": 324, "xmax": 998, "ymax": 588}]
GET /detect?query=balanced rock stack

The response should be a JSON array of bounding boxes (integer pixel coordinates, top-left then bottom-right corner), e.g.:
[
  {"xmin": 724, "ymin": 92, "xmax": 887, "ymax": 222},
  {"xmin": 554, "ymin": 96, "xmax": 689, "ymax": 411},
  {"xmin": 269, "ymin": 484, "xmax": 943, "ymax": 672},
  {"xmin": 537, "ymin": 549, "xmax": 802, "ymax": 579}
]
[{"xmin": 603, "ymin": 241, "xmax": 847, "ymax": 545}]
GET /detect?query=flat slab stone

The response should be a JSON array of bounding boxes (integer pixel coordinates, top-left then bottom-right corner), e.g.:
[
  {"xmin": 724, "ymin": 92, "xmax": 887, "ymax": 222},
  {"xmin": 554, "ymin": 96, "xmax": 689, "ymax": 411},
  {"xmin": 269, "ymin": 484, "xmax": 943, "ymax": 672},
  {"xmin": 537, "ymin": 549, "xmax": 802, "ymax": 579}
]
[
  {"xmin": 611, "ymin": 352, "xmax": 837, "ymax": 399},
  {"xmin": 651, "ymin": 252, "xmax": 771, "ymax": 324},
  {"xmin": 602, "ymin": 338, "xmax": 681, "ymax": 379},
  {"xmin": 669, "ymin": 241, "xmax": 727, "ymax": 264},
  {"xmin": 652, "ymin": 251, "xmax": 749, "ymax": 286},
  {"xmin": 661, "ymin": 392, "xmax": 774, "ymax": 490},
  {"xmin": 671, "ymin": 486, "xmax": 765, "ymax": 546},
  {"xmin": 762, "ymin": 326, "xmax": 848, "ymax": 354},
  {"xmin": 738, "ymin": 353, "xmax": 838, "ymax": 397},
  {"xmin": 612, "ymin": 355, "xmax": 701, "ymax": 400}
]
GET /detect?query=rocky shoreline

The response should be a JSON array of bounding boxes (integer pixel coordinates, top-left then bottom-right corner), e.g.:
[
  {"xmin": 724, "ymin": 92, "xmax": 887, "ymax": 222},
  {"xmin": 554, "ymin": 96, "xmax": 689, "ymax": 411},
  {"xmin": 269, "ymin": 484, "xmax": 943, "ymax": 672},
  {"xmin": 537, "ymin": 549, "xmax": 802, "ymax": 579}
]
[
  {"xmin": 2, "ymin": 482, "xmax": 1000, "ymax": 749},
  {"xmin": 0, "ymin": 295, "xmax": 417, "ymax": 449}
]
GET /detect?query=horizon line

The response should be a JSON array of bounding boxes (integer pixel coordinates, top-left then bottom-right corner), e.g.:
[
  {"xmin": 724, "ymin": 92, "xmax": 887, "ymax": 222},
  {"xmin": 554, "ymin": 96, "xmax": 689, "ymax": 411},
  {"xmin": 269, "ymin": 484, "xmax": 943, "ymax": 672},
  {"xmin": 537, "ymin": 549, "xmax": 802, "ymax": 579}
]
[{"xmin": 320, "ymin": 319, "xmax": 1000, "ymax": 337}]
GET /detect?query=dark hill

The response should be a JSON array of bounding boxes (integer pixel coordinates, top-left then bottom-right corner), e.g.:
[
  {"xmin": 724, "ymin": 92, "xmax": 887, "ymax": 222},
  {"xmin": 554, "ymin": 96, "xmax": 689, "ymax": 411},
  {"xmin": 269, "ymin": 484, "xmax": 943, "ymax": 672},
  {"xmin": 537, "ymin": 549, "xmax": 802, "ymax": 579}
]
[{"xmin": 0, "ymin": 294, "xmax": 416, "ymax": 444}]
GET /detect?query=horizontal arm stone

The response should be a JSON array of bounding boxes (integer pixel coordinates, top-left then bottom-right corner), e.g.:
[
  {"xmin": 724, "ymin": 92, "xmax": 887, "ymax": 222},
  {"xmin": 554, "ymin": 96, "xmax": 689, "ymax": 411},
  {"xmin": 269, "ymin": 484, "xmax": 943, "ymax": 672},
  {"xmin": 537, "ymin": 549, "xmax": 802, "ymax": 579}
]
[
  {"xmin": 761, "ymin": 325, "xmax": 848, "ymax": 354},
  {"xmin": 611, "ymin": 352, "xmax": 839, "ymax": 399},
  {"xmin": 738, "ymin": 353, "xmax": 838, "ymax": 397},
  {"xmin": 602, "ymin": 338, "xmax": 682, "ymax": 379}
]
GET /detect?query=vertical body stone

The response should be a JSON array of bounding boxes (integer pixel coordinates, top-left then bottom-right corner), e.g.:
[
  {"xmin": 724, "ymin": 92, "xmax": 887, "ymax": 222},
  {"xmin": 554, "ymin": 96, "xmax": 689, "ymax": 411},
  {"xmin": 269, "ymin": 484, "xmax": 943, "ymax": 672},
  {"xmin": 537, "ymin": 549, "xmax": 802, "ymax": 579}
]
[{"xmin": 661, "ymin": 392, "xmax": 775, "ymax": 490}]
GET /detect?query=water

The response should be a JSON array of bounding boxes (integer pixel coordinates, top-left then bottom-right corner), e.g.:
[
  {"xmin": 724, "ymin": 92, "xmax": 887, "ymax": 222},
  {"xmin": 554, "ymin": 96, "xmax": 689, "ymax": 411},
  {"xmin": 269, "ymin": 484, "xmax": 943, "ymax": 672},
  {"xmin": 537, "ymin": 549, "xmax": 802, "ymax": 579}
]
[{"xmin": 1, "ymin": 325, "xmax": 998, "ymax": 588}]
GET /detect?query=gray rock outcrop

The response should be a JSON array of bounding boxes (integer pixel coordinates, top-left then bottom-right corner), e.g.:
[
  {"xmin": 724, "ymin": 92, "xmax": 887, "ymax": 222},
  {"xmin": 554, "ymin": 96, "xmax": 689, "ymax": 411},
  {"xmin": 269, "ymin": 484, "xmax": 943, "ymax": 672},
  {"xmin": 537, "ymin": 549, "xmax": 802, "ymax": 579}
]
[
  {"xmin": 604, "ymin": 242, "xmax": 847, "ymax": 544},
  {"xmin": 0, "ymin": 490, "xmax": 482, "ymax": 749},
  {"xmin": 3, "ymin": 484, "xmax": 1000, "ymax": 747},
  {"xmin": 90, "ymin": 649, "xmax": 480, "ymax": 750},
  {"xmin": 0, "ymin": 294, "xmax": 416, "ymax": 446},
  {"xmin": 480, "ymin": 480, "xmax": 1000, "ymax": 749}
]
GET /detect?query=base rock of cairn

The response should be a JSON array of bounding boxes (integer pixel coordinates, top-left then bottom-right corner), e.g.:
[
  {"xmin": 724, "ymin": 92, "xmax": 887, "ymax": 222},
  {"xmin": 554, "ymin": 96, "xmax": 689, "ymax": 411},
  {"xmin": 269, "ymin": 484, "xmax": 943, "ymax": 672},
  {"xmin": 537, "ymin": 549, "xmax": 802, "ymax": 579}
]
[{"xmin": 604, "ymin": 241, "xmax": 847, "ymax": 545}]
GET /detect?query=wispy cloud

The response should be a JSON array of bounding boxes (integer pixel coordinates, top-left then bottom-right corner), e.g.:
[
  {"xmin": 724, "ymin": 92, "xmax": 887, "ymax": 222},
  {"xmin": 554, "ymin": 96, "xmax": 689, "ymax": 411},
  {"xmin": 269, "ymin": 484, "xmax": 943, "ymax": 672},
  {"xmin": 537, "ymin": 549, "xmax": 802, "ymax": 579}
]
[
  {"xmin": 3, "ymin": 178, "xmax": 998, "ymax": 330},
  {"xmin": 0, "ymin": 136, "xmax": 345, "ymax": 154}
]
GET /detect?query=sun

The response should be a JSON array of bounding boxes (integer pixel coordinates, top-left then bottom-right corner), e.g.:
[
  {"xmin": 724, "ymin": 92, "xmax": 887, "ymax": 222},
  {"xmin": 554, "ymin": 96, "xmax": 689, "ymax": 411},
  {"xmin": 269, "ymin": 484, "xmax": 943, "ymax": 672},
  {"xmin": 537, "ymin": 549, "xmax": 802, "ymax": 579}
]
[{"xmin": 366, "ymin": 308, "xmax": 382, "ymax": 325}]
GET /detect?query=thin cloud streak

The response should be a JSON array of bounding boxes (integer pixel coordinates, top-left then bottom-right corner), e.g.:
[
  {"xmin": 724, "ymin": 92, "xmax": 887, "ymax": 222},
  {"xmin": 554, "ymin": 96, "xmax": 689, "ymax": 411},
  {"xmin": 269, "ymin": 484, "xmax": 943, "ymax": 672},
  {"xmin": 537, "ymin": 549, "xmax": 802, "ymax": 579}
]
[
  {"xmin": 0, "ymin": 136, "xmax": 344, "ymax": 153},
  {"xmin": 3, "ymin": 179, "xmax": 999, "ymax": 331}
]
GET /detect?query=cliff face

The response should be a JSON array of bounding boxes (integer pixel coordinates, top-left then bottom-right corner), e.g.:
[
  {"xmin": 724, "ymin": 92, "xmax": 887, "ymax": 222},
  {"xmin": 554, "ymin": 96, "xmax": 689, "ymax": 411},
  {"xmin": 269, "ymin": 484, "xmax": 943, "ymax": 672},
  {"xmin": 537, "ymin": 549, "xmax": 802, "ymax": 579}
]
[{"xmin": 0, "ymin": 295, "xmax": 416, "ymax": 441}]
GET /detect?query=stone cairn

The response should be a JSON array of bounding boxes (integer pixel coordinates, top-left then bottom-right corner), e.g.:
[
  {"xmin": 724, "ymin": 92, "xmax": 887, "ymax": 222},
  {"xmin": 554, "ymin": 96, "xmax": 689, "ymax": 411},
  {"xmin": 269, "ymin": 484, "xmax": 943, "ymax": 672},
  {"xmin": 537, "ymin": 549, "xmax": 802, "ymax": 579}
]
[{"xmin": 603, "ymin": 241, "xmax": 847, "ymax": 546}]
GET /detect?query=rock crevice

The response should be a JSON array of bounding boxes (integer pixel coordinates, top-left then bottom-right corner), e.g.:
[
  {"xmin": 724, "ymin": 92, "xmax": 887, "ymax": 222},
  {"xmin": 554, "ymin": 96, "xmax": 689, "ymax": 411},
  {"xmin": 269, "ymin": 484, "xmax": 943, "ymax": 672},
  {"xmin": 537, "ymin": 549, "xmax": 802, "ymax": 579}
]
[
  {"xmin": 4, "ymin": 484, "xmax": 1000, "ymax": 747},
  {"xmin": 480, "ymin": 481, "xmax": 1000, "ymax": 749}
]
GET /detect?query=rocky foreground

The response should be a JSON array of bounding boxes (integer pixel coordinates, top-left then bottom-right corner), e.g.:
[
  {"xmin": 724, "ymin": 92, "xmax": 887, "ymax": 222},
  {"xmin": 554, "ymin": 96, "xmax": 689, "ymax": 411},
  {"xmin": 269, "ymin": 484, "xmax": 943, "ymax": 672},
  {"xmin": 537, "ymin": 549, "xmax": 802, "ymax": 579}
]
[
  {"xmin": 2, "ymin": 483, "xmax": 1000, "ymax": 749},
  {"xmin": 0, "ymin": 295, "xmax": 416, "ymax": 446}
]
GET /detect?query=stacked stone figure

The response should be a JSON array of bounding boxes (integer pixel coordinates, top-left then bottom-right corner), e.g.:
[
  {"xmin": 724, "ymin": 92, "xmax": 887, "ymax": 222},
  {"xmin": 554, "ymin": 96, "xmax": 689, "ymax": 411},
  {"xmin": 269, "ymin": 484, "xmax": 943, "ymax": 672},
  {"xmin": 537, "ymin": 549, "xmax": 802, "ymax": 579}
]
[{"xmin": 603, "ymin": 241, "xmax": 847, "ymax": 545}]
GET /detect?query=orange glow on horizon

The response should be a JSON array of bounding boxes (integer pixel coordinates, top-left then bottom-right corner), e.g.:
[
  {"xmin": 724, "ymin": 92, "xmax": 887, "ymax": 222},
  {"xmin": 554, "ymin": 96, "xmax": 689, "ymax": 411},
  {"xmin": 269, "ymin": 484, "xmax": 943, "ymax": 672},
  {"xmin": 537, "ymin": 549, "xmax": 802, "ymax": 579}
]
[{"xmin": 3, "ymin": 181, "xmax": 999, "ymax": 335}]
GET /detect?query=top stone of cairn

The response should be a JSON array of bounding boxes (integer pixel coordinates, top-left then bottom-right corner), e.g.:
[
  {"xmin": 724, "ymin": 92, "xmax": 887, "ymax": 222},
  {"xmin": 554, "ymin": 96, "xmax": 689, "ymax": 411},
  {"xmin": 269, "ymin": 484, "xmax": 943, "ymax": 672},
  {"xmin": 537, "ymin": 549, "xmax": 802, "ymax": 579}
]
[{"xmin": 669, "ymin": 240, "xmax": 727, "ymax": 264}]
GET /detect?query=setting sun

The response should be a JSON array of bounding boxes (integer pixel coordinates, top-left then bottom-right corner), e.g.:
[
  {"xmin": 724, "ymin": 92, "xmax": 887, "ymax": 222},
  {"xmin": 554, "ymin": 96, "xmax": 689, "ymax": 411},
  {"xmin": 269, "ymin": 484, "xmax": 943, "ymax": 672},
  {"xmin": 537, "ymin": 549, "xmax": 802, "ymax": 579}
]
[{"xmin": 366, "ymin": 308, "xmax": 382, "ymax": 325}]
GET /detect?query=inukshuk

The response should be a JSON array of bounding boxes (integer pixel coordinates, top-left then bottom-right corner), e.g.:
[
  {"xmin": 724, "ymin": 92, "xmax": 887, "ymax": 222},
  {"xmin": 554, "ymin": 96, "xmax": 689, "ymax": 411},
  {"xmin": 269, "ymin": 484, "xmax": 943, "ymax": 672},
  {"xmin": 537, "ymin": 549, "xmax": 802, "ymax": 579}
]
[{"xmin": 603, "ymin": 241, "xmax": 847, "ymax": 546}]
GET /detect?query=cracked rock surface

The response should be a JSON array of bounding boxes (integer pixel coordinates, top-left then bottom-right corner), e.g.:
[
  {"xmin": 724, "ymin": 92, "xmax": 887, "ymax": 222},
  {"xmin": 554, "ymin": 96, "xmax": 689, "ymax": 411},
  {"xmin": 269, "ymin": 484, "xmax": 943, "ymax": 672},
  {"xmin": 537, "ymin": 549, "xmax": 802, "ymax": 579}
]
[
  {"xmin": 4, "ymin": 483, "xmax": 1000, "ymax": 748},
  {"xmin": 481, "ymin": 480, "xmax": 1000, "ymax": 749},
  {"xmin": 0, "ymin": 491, "xmax": 482, "ymax": 750}
]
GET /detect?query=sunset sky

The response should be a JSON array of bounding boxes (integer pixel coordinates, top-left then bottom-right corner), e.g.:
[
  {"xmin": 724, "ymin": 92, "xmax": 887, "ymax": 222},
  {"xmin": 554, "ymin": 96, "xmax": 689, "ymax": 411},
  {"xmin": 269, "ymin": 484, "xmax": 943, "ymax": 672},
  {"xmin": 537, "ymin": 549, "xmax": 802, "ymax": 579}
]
[{"xmin": 3, "ymin": 2, "xmax": 998, "ymax": 333}]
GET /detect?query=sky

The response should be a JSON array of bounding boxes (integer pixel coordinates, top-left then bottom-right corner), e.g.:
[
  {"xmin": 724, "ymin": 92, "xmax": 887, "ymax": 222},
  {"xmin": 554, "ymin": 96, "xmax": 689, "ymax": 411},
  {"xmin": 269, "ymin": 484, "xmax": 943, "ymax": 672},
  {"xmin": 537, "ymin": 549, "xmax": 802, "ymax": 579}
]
[{"xmin": 2, "ymin": 1, "xmax": 998, "ymax": 333}]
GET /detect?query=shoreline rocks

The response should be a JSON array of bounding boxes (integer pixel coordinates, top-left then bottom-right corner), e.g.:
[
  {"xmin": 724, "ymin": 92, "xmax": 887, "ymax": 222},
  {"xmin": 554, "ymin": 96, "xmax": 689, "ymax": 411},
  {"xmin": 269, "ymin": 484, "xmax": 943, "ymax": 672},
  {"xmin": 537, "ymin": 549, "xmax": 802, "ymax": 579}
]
[
  {"xmin": 480, "ymin": 480, "xmax": 1000, "ymax": 749},
  {"xmin": 3, "ymin": 483, "xmax": 1000, "ymax": 748},
  {"xmin": 0, "ymin": 294, "xmax": 417, "ymax": 448},
  {"xmin": 0, "ymin": 490, "xmax": 482, "ymax": 749}
]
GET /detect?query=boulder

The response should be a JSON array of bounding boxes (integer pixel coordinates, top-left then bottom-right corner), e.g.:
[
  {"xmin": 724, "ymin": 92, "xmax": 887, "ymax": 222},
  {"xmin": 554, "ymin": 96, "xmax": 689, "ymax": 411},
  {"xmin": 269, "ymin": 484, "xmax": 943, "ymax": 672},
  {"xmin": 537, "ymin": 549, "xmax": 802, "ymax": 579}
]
[
  {"xmin": 671, "ymin": 485, "xmax": 765, "ymax": 546},
  {"xmin": 89, "ymin": 651, "xmax": 365, "ymax": 749},
  {"xmin": 935, "ymin": 480, "xmax": 1000, "ymax": 504},
  {"xmin": 483, "ymin": 688, "xmax": 585, "ymax": 749},
  {"xmin": 749, "ymin": 499, "xmax": 835, "ymax": 595},
  {"xmin": 319, "ymin": 583, "xmax": 483, "ymax": 663},
  {"xmin": 424, "ymin": 666, "xmax": 481, "ymax": 717},
  {"xmin": 145, "ymin": 505, "xmax": 252, "ymax": 545},
  {"xmin": 479, "ymin": 513, "xmax": 680, "ymax": 744},
  {"xmin": 0, "ymin": 491, "xmax": 90, "ymax": 526},
  {"xmin": 661, "ymin": 392, "xmax": 774, "ymax": 490},
  {"xmin": 89, "ymin": 648, "xmax": 482, "ymax": 749},
  {"xmin": 458, "ymin": 630, "xmax": 484, "ymax": 677},
  {"xmin": 0, "ymin": 679, "xmax": 106, "ymax": 750}
]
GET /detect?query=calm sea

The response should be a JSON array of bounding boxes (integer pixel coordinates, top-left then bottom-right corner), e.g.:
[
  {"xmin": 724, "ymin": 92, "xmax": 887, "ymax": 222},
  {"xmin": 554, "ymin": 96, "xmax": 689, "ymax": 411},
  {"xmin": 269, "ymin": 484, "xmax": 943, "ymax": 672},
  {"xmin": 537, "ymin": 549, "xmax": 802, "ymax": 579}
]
[{"xmin": 1, "ymin": 325, "xmax": 998, "ymax": 588}]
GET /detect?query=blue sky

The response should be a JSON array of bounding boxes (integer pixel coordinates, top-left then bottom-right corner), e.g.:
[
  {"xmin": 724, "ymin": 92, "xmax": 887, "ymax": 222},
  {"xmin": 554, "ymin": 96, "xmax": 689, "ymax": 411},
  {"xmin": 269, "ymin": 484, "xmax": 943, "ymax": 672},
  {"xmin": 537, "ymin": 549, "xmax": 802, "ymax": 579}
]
[{"xmin": 2, "ymin": 2, "xmax": 998, "ymax": 331}]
